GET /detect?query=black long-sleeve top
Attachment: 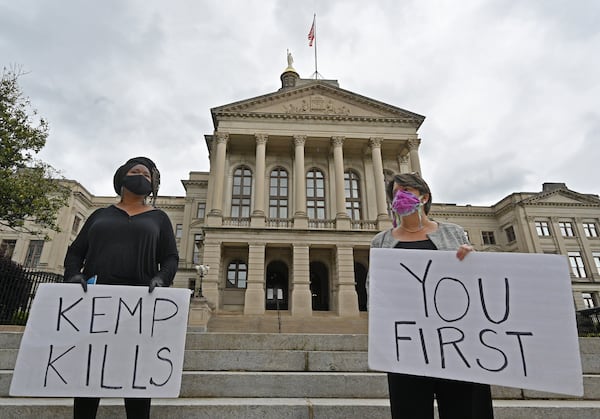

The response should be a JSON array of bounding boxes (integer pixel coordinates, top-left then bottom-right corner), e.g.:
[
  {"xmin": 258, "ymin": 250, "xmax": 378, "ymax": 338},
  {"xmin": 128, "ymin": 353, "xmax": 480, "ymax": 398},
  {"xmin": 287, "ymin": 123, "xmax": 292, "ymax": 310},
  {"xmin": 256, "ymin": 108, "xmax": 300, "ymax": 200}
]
[{"xmin": 64, "ymin": 205, "xmax": 179, "ymax": 286}]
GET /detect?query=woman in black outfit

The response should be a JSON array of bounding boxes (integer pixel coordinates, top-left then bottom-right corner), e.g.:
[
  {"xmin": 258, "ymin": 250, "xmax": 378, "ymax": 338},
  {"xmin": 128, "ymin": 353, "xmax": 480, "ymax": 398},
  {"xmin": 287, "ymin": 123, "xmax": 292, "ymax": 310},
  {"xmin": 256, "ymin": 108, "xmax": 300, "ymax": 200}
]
[
  {"xmin": 64, "ymin": 156, "xmax": 179, "ymax": 419},
  {"xmin": 370, "ymin": 173, "xmax": 494, "ymax": 419}
]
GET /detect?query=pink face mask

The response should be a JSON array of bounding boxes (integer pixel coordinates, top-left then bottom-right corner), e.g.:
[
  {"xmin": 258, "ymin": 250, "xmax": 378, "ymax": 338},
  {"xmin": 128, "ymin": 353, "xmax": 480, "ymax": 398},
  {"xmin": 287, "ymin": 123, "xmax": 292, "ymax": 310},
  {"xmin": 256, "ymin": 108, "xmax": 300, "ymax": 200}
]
[{"xmin": 391, "ymin": 189, "xmax": 422, "ymax": 227}]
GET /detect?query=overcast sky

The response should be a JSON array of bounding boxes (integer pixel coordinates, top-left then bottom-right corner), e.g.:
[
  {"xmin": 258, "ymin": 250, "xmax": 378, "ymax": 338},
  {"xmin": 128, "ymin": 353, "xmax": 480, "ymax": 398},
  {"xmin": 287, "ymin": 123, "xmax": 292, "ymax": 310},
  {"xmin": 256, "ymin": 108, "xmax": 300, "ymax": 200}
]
[{"xmin": 2, "ymin": 0, "xmax": 599, "ymax": 206}]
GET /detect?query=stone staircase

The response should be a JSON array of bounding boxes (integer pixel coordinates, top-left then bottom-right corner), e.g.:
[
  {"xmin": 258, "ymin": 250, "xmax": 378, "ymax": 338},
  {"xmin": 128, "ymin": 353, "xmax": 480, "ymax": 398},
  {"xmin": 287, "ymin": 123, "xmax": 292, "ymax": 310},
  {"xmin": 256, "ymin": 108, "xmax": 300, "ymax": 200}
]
[{"xmin": 1, "ymin": 325, "xmax": 600, "ymax": 418}]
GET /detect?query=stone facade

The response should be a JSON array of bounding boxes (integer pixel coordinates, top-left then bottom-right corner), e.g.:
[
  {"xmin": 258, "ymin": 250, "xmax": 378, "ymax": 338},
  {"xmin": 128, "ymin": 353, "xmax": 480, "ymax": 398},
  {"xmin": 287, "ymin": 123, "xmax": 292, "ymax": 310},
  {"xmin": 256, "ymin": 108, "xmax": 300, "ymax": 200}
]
[{"xmin": 2, "ymin": 68, "xmax": 600, "ymax": 317}]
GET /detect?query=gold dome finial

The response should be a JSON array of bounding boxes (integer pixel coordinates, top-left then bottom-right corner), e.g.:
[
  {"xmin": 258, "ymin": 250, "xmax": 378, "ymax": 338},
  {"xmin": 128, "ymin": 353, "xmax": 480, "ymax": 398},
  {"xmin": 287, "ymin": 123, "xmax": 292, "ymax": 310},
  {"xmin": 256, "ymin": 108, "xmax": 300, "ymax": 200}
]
[
  {"xmin": 284, "ymin": 49, "xmax": 297, "ymax": 73},
  {"xmin": 280, "ymin": 49, "xmax": 299, "ymax": 89}
]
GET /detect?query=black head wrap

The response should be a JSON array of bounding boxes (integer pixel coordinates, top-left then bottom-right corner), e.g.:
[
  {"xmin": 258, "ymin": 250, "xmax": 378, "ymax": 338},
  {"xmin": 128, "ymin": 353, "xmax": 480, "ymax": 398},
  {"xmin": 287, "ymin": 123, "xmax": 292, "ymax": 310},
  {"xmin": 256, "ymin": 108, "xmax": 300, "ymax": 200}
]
[{"xmin": 113, "ymin": 157, "xmax": 161, "ymax": 206}]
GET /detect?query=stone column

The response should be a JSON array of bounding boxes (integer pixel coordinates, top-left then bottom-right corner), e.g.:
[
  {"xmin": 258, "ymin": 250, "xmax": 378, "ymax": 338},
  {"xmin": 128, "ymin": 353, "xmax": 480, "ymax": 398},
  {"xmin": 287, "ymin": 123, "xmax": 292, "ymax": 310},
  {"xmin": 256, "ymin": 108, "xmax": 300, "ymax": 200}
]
[
  {"xmin": 336, "ymin": 246, "xmax": 359, "ymax": 317},
  {"xmin": 407, "ymin": 138, "xmax": 422, "ymax": 174},
  {"xmin": 208, "ymin": 132, "xmax": 229, "ymax": 224},
  {"xmin": 291, "ymin": 244, "xmax": 312, "ymax": 316},
  {"xmin": 244, "ymin": 242, "xmax": 266, "ymax": 314},
  {"xmin": 331, "ymin": 136, "xmax": 350, "ymax": 230},
  {"xmin": 201, "ymin": 241, "xmax": 222, "ymax": 310},
  {"xmin": 252, "ymin": 133, "xmax": 268, "ymax": 227},
  {"xmin": 293, "ymin": 135, "xmax": 308, "ymax": 228},
  {"xmin": 369, "ymin": 137, "xmax": 388, "ymax": 219}
]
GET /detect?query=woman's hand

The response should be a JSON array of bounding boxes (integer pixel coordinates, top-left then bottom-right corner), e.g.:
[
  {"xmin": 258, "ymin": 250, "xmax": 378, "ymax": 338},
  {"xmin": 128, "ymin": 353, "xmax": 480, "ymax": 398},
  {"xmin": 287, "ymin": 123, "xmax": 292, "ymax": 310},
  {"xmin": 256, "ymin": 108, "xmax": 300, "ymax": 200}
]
[
  {"xmin": 456, "ymin": 244, "xmax": 474, "ymax": 261},
  {"xmin": 66, "ymin": 273, "xmax": 88, "ymax": 292},
  {"xmin": 148, "ymin": 276, "xmax": 166, "ymax": 293}
]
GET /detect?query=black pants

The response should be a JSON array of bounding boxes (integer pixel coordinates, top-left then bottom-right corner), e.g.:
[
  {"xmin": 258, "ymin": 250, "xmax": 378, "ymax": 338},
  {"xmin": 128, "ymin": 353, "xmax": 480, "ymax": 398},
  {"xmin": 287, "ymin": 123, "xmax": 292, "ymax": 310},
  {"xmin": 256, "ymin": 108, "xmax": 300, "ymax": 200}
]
[
  {"xmin": 387, "ymin": 373, "xmax": 493, "ymax": 419},
  {"xmin": 73, "ymin": 397, "xmax": 151, "ymax": 419}
]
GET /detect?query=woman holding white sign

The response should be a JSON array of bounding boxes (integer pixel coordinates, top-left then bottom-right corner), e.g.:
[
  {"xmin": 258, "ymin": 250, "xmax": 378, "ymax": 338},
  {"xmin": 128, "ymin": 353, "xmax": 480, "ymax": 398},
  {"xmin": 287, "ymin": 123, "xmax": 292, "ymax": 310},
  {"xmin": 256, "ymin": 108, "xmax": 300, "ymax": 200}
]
[
  {"xmin": 370, "ymin": 172, "xmax": 494, "ymax": 419},
  {"xmin": 64, "ymin": 156, "xmax": 179, "ymax": 419}
]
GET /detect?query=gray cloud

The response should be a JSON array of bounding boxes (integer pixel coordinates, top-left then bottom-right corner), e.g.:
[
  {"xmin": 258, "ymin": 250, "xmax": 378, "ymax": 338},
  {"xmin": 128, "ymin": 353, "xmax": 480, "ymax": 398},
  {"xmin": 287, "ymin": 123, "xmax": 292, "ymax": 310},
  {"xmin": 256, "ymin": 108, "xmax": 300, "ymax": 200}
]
[{"xmin": 1, "ymin": 0, "xmax": 599, "ymax": 204}]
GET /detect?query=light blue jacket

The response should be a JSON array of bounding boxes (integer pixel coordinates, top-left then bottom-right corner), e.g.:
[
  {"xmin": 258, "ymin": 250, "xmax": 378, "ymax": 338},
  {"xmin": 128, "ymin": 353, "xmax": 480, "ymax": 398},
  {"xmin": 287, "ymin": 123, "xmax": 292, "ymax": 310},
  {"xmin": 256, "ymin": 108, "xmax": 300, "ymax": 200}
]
[
  {"xmin": 370, "ymin": 221, "xmax": 469, "ymax": 251},
  {"xmin": 367, "ymin": 222, "xmax": 470, "ymax": 298}
]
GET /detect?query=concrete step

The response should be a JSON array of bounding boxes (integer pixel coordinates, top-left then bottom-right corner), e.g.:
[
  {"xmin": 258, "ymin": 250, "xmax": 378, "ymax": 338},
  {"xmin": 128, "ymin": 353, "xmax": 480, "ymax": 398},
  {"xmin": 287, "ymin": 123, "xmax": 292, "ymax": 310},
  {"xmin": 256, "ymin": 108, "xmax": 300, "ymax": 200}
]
[
  {"xmin": 2, "ymin": 370, "xmax": 600, "ymax": 400},
  {"xmin": 206, "ymin": 312, "xmax": 369, "ymax": 334},
  {"xmin": 3, "ymin": 340, "xmax": 600, "ymax": 375},
  {"xmin": 184, "ymin": 332, "xmax": 368, "ymax": 351},
  {"xmin": 1, "ymin": 370, "xmax": 387, "ymax": 398},
  {"xmin": 2, "ymin": 398, "xmax": 600, "ymax": 419},
  {"xmin": 183, "ymin": 349, "xmax": 368, "ymax": 371},
  {"xmin": 0, "ymin": 331, "xmax": 369, "ymax": 351},
  {"xmin": 0, "ymin": 347, "xmax": 367, "ymax": 372}
]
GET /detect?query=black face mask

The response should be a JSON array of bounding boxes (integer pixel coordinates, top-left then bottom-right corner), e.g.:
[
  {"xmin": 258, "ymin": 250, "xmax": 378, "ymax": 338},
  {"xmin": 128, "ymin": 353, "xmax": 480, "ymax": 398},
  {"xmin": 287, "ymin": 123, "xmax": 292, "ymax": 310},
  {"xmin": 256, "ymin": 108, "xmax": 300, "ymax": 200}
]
[{"xmin": 122, "ymin": 175, "xmax": 152, "ymax": 196}]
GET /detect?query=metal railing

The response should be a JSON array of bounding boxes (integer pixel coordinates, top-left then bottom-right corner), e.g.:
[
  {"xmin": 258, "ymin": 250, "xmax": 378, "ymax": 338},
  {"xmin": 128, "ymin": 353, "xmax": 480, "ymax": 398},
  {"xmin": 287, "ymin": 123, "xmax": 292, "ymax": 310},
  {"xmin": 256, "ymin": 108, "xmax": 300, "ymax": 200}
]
[
  {"xmin": 576, "ymin": 307, "xmax": 600, "ymax": 335},
  {"xmin": 0, "ymin": 259, "xmax": 63, "ymax": 325}
]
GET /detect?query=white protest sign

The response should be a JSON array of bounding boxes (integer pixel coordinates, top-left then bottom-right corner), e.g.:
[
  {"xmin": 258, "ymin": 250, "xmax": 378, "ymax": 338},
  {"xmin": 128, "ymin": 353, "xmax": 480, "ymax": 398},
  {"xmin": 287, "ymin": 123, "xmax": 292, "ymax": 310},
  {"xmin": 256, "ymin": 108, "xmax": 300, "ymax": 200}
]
[
  {"xmin": 368, "ymin": 248, "xmax": 583, "ymax": 396},
  {"xmin": 10, "ymin": 284, "xmax": 191, "ymax": 397}
]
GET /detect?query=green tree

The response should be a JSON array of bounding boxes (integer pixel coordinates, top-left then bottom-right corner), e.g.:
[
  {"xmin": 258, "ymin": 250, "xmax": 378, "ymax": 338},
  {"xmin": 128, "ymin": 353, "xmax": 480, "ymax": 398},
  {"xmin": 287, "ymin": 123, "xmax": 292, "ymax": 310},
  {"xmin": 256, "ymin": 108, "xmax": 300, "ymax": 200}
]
[{"xmin": 0, "ymin": 67, "xmax": 70, "ymax": 234}]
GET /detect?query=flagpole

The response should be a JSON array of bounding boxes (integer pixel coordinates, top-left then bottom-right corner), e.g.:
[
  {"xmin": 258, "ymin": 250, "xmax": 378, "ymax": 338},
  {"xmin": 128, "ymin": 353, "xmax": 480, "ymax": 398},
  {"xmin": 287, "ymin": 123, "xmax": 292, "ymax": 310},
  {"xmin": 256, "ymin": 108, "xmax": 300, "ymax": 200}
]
[
  {"xmin": 308, "ymin": 14, "xmax": 320, "ymax": 79},
  {"xmin": 313, "ymin": 14, "xmax": 318, "ymax": 79}
]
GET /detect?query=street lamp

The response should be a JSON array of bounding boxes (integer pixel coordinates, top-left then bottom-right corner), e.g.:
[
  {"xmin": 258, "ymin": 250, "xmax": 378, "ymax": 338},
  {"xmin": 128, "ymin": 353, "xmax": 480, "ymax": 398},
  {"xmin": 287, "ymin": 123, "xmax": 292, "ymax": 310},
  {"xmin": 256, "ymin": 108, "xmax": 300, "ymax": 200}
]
[{"xmin": 195, "ymin": 264, "xmax": 210, "ymax": 298}]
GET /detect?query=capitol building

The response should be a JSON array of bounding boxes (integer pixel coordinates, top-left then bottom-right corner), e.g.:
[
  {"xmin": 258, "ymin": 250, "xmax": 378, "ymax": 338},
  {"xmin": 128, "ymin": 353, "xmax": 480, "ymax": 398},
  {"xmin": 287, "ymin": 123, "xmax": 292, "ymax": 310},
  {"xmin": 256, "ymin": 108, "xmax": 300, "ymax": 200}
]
[{"xmin": 2, "ymin": 61, "xmax": 600, "ymax": 321}]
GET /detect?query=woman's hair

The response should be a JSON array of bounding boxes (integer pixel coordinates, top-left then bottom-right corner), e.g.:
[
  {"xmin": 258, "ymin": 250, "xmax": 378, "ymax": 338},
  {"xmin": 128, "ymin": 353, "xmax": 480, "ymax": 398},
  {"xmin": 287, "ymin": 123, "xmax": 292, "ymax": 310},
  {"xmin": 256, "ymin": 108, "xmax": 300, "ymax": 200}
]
[{"xmin": 386, "ymin": 172, "xmax": 432, "ymax": 214}]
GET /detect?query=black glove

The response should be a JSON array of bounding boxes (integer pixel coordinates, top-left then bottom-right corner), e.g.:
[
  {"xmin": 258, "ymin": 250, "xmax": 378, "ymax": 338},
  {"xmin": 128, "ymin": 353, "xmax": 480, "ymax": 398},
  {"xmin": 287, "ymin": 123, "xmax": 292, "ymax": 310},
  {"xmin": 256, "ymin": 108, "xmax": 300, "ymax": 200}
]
[
  {"xmin": 148, "ymin": 276, "xmax": 166, "ymax": 293},
  {"xmin": 66, "ymin": 273, "xmax": 87, "ymax": 292}
]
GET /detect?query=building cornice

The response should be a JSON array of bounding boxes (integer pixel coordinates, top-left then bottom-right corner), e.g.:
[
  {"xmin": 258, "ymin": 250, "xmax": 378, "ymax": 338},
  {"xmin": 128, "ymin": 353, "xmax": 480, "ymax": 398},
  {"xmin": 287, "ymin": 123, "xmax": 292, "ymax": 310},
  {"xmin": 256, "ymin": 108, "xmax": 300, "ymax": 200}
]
[{"xmin": 214, "ymin": 111, "xmax": 421, "ymax": 126}]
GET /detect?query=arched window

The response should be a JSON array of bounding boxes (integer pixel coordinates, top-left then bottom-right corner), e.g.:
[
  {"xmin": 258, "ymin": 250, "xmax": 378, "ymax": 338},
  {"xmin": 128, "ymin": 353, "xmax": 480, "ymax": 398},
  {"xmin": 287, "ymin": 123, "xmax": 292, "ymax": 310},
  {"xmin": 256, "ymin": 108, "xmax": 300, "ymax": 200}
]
[
  {"xmin": 226, "ymin": 260, "xmax": 247, "ymax": 288},
  {"xmin": 269, "ymin": 167, "xmax": 288, "ymax": 218},
  {"xmin": 344, "ymin": 170, "xmax": 361, "ymax": 220},
  {"xmin": 306, "ymin": 168, "xmax": 325, "ymax": 219},
  {"xmin": 231, "ymin": 166, "xmax": 252, "ymax": 218}
]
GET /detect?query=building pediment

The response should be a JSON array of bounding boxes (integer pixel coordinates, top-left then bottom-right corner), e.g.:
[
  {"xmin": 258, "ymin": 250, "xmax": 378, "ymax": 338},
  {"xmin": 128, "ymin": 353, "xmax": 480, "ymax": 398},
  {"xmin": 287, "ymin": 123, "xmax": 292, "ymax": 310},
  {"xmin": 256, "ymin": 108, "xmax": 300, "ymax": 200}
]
[
  {"xmin": 211, "ymin": 82, "xmax": 424, "ymax": 127},
  {"xmin": 521, "ymin": 189, "xmax": 600, "ymax": 207}
]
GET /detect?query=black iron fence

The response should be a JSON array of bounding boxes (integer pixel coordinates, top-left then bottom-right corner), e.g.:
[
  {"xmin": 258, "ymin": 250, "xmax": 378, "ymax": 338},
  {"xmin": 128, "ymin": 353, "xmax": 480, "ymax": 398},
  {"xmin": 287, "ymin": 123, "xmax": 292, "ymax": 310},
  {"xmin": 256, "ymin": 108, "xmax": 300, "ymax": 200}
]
[
  {"xmin": 576, "ymin": 307, "xmax": 600, "ymax": 336},
  {"xmin": 0, "ymin": 257, "xmax": 63, "ymax": 325}
]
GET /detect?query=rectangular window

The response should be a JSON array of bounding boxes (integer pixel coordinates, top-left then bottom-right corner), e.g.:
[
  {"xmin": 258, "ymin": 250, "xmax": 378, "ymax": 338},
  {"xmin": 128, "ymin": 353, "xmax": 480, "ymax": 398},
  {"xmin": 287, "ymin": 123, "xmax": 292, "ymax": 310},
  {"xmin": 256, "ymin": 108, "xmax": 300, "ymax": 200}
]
[
  {"xmin": 583, "ymin": 222, "xmax": 598, "ymax": 238},
  {"xmin": 72, "ymin": 215, "xmax": 82, "ymax": 234},
  {"xmin": 568, "ymin": 251, "xmax": 586, "ymax": 278},
  {"xmin": 307, "ymin": 169, "xmax": 326, "ymax": 220},
  {"xmin": 197, "ymin": 203, "xmax": 206, "ymax": 219},
  {"xmin": 481, "ymin": 231, "xmax": 496, "ymax": 245},
  {"xmin": 582, "ymin": 292, "xmax": 596, "ymax": 309},
  {"xmin": 0, "ymin": 239, "xmax": 17, "ymax": 259},
  {"xmin": 463, "ymin": 230, "xmax": 470, "ymax": 243},
  {"xmin": 24, "ymin": 240, "xmax": 44, "ymax": 268},
  {"xmin": 226, "ymin": 261, "xmax": 247, "ymax": 288},
  {"xmin": 344, "ymin": 171, "xmax": 362, "ymax": 220},
  {"xmin": 593, "ymin": 252, "xmax": 600, "ymax": 274},
  {"xmin": 269, "ymin": 168, "xmax": 289, "ymax": 219},
  {"xmin": 192, "ymin": 233, "xmax": 203, "ymax": 264},
  {"xmin": 175, "ymin": 224, "xmax": 183, "ymax": 239},
  {"xmin": 559, "ymin": 222, "xmax": 575, "ymax": 237},
  {"xmin": 231, "ymin": 167, "xmax": 252, "ymax": 218},
  {"xmin": 535, "ymin": 221, "xmax": 551, "ymax": 236},
  {"xmin": 505, "ymin": 226, "xmax": 516, "ymax": 243}
]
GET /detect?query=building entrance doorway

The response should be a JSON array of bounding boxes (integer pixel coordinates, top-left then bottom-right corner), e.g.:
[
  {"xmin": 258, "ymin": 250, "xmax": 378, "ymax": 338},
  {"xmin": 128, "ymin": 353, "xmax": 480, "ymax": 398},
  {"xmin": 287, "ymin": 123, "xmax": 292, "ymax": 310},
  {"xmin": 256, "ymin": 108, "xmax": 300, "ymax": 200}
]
[
  {"xmin": 266, "ymin": 261, "xmax": 288, "ymax": 310},
  {"xmin": 310, "ymin": 261, "xmax": 329, "ymax": 311},
  {"xmin": 355, "ymin": 262, "xmax": 368, "ymax": 311}
]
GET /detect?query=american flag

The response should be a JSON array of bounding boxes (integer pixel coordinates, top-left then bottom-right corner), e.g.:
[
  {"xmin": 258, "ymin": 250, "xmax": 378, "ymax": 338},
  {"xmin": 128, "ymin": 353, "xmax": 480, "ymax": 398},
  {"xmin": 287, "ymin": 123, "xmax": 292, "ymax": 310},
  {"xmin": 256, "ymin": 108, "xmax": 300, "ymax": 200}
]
[{"xmin": 308, "ymin": 17, "xmax": 315, "ymax": 47}]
